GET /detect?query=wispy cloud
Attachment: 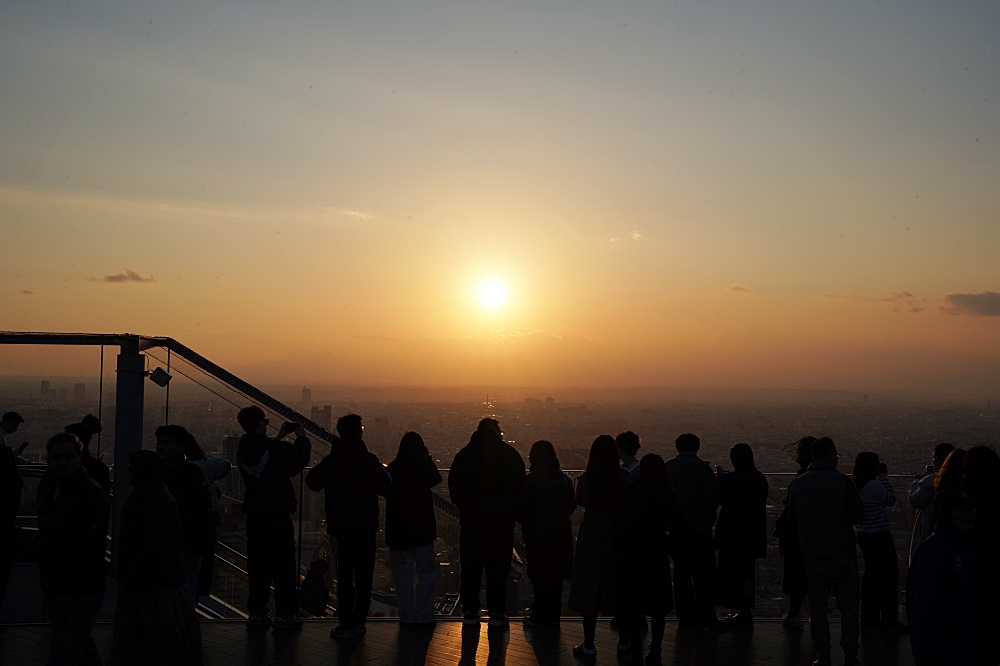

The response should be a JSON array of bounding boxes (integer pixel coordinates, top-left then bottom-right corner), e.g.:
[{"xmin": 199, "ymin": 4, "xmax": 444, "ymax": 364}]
[
  {"xmin": 327, "ymin": 207, "xmax": 375, "ymax": 221},
  {"xmin": 609, "ymin": 237, "xmax": 622, "ymax": 242},
  {"xmin": 727, "ymin": 284, "xmax": 750, "ymax": 294},
  {"xmin": 630, "ymin": 230, "xmax": 643, "ymax": 240},
  {"xmin": 822, "ymin": 291, "xmax": 926, "ymax": 313},
  {"xmin": 87, "ymin": 268, "xmax": 158, "ymax": 284},
  {"xmin": 18, "ymin": 289, "xmax": 35, "ymax": 295},
  {"xmin": 941, "ymin": 291, "xmax": 1000, "ymax": 317}
]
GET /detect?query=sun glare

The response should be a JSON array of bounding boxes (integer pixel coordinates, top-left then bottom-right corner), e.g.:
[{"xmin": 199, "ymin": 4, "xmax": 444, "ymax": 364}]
[{"xmin": 477, "ymin": 280, "xmax": 509, "ymax": 310}]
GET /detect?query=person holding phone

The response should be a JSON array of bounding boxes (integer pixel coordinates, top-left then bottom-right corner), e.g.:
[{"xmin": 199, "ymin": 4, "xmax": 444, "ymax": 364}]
[{"xmin": 907, "ymin": 443, "xmax": 954, "ymax": 565}]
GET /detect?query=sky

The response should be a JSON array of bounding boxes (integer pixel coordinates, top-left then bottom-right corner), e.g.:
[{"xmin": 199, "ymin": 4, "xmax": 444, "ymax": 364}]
[{"xmin": 1, "ymin": 0, "xmax": 999, "ymax": 394}]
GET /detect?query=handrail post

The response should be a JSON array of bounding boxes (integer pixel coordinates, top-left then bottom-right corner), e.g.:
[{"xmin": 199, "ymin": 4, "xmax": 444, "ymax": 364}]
[{"xmin": 110, "ymin": 338, "xmax": 144, "ymax": 577}]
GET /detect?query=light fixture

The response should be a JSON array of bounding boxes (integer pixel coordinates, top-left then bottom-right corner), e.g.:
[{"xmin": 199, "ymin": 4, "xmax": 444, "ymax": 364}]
[{"xmin": 148, "ymin": 367, "xmax": 172, "ymax": 387}]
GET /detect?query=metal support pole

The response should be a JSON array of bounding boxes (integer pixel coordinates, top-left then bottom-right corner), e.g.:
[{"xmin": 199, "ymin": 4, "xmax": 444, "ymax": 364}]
[
  {"xmin": 165, "ymin": 348, "xmax": 171, "ymax": 426},
  {"xmin": 110, "ymin": 340, "xmax": 145, "ymax": 576},
  {"xmin": 97, "ymin": 346, "xmax": 104, "ymax": 460},
  {"xmin": 297, "ymin": 472, "xmax": 305, "ymax": 591}
]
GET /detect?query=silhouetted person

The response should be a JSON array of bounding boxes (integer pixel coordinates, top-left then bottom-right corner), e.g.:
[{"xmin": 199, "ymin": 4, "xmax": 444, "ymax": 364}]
[
  {"xmin": 64, "ymin": 415, "xmax": 111, "ymax": 495},
  {"xmin": 620, "ymin": 454, "xmax": 682, "ymax": 666},
  {"xmin": 714, "ymin": 443, "xmax": 768, "ymax": 631},
  {"xmin": 664, "ymin": 432, "xmax": 719, "ymax": 629},
  {"xmin": 515, "ymin": 440, "xmax": 575, "ymax": 628},
  {"xmin": 449, "ymin": 418, "xmax": 525, "ymax": 627},
  {"xmin": 615, "ymin": 431, "xmax": 642, "ymax": 482},
  {"xmin": 787, "ymin": 437, "xmax": 864, "ymax": 666},
  {"xmin": 773, "ymin": 436, "xmax": 815, "ymax": 629},
  {"xmin": 961, "ymin": 446, "xmax": 1000, "ymax": 666},
  {"xmin": 156, "ymin": 425, "xmax": 214, "ymax": 604},
  {"xmin": 852, "ymin": 451, "xmax": 905, "ymax": 633},
  {"xmin": 235, "ymin": 406, "xmax": 311, "ymax": 631},
  {"xmin": 0, "ymin": 411, "xmax": 27, "ymax": 457},
  {"xmin": 0, "ymin": 411, "xmax": 24, "ymax": 630},
  {"xmin": 569, "ymin": 435, "xmax": 630, "ymax": 657},
  {"xmin": 306, "ymin": 414, "xmax": 390, "ymax": 639},
  {"xmin": 36, "ymin": 433, "xmax": 110, "ymax": 665},
  {"xmin": 110, "ymin": 450, "xmax": 203, "ymax": 666},
  {"xmin": 908, "ymin": 443, "xmax": 955, "ymax": 565},
  {"xmin": 385, "ymin": 431, "xmax": 442, "ymax": 627},
  {"xmin": 934, "ymin": 448, "xmax": 967, "ymax": 493},
  {"xmin": 907, "ymin": 486, "xmax": 978, "ymax": 666},
  {"xmin": 181, "ymin": 433, "xmax": 232, "ymax": 600},
  {"xmin": 299, "ymin": 559, "xmax": 331, "ymax": 617}
]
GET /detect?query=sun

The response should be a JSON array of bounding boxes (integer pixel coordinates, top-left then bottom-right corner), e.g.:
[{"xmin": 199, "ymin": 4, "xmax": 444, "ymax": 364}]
[{"xmin": 476, "ymin": 280, "xmax": 509, "ymax": 310}]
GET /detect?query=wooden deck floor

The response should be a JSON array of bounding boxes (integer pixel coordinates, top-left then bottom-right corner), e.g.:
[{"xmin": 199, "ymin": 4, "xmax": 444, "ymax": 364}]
[{"xmin": 0, "ymin": 618, "xmax": 914, "ymax": 665}]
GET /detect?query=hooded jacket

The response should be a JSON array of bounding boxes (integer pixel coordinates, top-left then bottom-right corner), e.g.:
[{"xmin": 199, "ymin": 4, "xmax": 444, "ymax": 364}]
[
  {"xmin": 236, "ymin": 432, "xmax": 311, "ymax": 517},
  {"xmin": 448, "ymin": 430, "xmax": 525, "ymax": 526},
  {"xmin": 664, "ymin": 451, "xmax": 719, "ymax": 533},
  {"xmin": 385, "ymin": 454, "xmax": 442, "ymax": 549},
  {"xmin": 787, "ymin": 460, "xmax": 865, "ymax": 558},
  {"xmin": 515, "ymin": 456, "xmax": 576, "ymax": 581},
  {"xmin": 36, "ymin": 467, "xmax": 110, "ymax": 598},
  {"xmin": 715, "ymin": 466, "xmax": 769, "ymax": 558},
  {"xmin": 116, "ymin": 480, "xmax": 187, "ymax": 592},
  {"xmin": 306, "ymin": 438, "xmax": 391, "ymax": 534}
]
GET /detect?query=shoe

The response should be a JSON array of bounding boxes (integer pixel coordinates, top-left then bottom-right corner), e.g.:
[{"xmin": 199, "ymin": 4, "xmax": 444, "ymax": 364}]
[
  {"xmin": 725, "ymin": 611, "xmax": 754, "ymax": 631},
  {"xmin": 812, "ymin": 657, "xmax": 832, "ymax": 666},
  {"xmin": 844, "ymin": 657, "xmax": 861, "ymax": 666},
  {"xmin": 881, "ymin": 623, "xmax": 908, "ymax": 634},
  {"xmin": 617, "ymin": 639, "xmax": 632, "ymax": 652},
  {"xmin": 573, "ymin": 642, "xmax": 597, "ymax": 657},
  {"xmin": 782, "ymin": 614, "xmax": 804, "ymax": 629},
  {"xmin": 245, "ymin": 614, "xmax": 272, "ymax": 631},
  {"xmin": 488, "ymin": 613, "xmax": 509, "ymax": 627},
  {"xmin": 463, "ymin": 612, "xmax": 481, "ymax": 626},
  {"xmin": 272, "ymin": 615, "xmax": 302, "ymax": 631},
  {"xmin": 354, "ymin": 625, "xmax": 367, "ymax": 637},
  {"xmin": 331, "ymin": 624, "xmax": 357, "ymax": 639},
  {"xmin": 644, "ymin": 654, "xmax": 662, "ymax": 666}
]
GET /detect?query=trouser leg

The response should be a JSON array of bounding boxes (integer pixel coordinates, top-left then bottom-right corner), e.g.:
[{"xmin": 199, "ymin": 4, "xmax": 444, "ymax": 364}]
[
  {"xmin": 583, "ymin": 613, "xmax": 597, "ymax": 647},
  {"xmin": 353, "ymin": 530, "xmax": 376, "ymax": 626},
  {"xmin": 691, "ymin": 532, "xmax": 717, "ymax": 624},
  {"xmin": 830, "ymin": 556, "xmax": 860, "ymax": 659},
  {"xmin": 877, "ymin": 531, "xmax": 899, "ymax": 627},
  {"xmin": 47, "ymin": 592, "xmax": 104, "ymax": 666},
  {"xmin": 857, "ymin": 533, "xmax": 878, "ymax": 627},
  {"xmin": 336, "ymin": 533, "xmax": 358, "ymax": 625},
  {"xmin": 805, "ymin": 558, "xmax": 834, "ymax": 658},
  {"xmin": 459, "ymin": 523, "xmax": 484, "ymax": 615},
  {"xmin": 413, "ymin": 542, "xmax": 438, "ymax": 623},
  {"xmin": 390, "ymin": 547, "xmax": 416, "ymax": 623},
  {"xmin": 530, "ymin": 579, "xmax": 562, "ymax": 625},
  {"xmin": 671, "ymin": 534, "xmax": 696, "ymax": 624},
  {"xmin": 0, "ymin": 524, "xmax": 13, "ymax": 610},
  {"xmin": 484, "ymin": 521, "xmax": 514, "ymax": 616},
  {"xmin": 272, "ymin": 516, "xmax": 298, "ymax": 617},
  {"xmin": 245, "ymin": 515, "xmax": 273, "ymax": 615}
]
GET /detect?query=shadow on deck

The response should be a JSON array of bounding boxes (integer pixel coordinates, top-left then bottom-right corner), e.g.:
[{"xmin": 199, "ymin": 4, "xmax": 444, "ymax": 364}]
[{"xmin": 0, "ymin": 618, "xmax": 914, "ymax": 665}]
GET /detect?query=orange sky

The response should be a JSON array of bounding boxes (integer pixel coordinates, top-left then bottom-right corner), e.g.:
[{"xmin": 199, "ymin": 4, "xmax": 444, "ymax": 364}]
[{"xmin": 2, "ymin": 1, "xmax": 999, "ymax": 394}]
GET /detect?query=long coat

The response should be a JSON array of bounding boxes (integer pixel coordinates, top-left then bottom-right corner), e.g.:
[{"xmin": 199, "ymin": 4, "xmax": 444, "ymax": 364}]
[
  {"xmin": 568, "ymin": 469, "xmax": 630, "ymax": 615},
  {"xmin": 515, "ymin": 457, "xmax": 576, "ymax": 582}
]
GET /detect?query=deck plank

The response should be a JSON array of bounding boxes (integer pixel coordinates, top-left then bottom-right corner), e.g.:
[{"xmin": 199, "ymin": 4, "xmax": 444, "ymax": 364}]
[{"xmin": 0, "ymin": 619, "xmax": 914, "ymax": 666}]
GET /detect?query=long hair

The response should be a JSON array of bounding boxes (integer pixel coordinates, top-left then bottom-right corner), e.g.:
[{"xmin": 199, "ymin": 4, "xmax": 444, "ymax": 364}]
[
  {"xmin": 528, "ymin": 440, "xmax": 557, "ymax": 468},
  {"xmin": 392, "ymin": 431, "xmax": 427, "ymax": 467},
  {"xmin": 935, "ymin": 448, "xmax": 967, "ymax": 494},
  {"xmin": 788, "ymin": 436, "xmax": 816, "ymax": 468},
  {"xmin": 852, "ymin": 452, "xmax": 880, "ymax": 490},
  {"xmin": 583, "ymin": 435, "xmax": 620, "ymax": 510},
  {"xmin": 962, "ymin": 445, "xmax": 1000, "ymax": 501},
  {"xmin": 182, "ymin": 433, "xmax": 207, "ymax": 461}
]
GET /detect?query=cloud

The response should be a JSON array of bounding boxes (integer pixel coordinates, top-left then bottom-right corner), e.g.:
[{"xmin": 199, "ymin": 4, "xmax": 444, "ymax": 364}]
[
  {"xmin": 727, "ymin": 284, "xmax": 750, "ymax": 294},
  {"xmin": 327, "ymin": 207, "xmax": 375, "ymax": 221},
  {"xmin": 86, "ymin": 268, "xmax": 158, "ymax": 284},
  {"xmin": 822, "ymin": 291, "xmax": 926, "ymax": 313},
  {"xmin": 18, "ymin": 289, "xmax": 35, "ymax": 295},
  {"xmin": 942, "ymin": 291, "xmax": 1000, "ymax": 317},
  {"xmin": 630, "ymin": 230, "xmax": 643, "ymax": 240},
  {"xmin": 609, "ymin": 237, "xmax": 622, "ymax": 242}
]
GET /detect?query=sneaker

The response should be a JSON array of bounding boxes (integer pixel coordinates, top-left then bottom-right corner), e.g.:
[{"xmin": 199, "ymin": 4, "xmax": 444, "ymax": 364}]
[
  {"xmin": 463, "ymin": 612, "xmax": 481, "ymax": 626},
  {"xmin": 617, "ymin": 639, "xmax": 632, "ymax": 652},
  {"xmin": 782, "ymin": 614, "xmax": 804, "ymax": 629},
  {"xmin": 272, "ymin": 615, "xmax": 302, "ymax": 631},
  {"xmin": 488, "ymin": 613, "xmax": 509, "ymax": 627},
  {"xmin": 245, "ymin": 614, "xmax": 272, "ymax": 631},
  {"xmin": 725, "ymin": 611, "xmax": 754, "ymax": 631},
  {"xmin": 844, "ymin": 657, "xmax": 862, "ymax": 666},
  {"xmin": 354, "ymin": 625, "xmax": 367, "ymax": 637},
  {"xmin": 573, "ymin": 642, "xmax": 597, "ymax": 657},
  {"xmin": 331, "ymin": 624, "xmax": 357, "ymax": 639},
  {"xmin": 644, "ymin": 652, "xmax": 662, "ymax": 666},
  {"xmin": 812, "ymin": 657, "xmax": 832, "ymax": 666}
]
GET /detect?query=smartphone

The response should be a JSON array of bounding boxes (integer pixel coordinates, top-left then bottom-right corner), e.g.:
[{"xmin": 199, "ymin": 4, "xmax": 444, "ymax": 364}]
[
  {"xmin": 283, "ymin": 421, "xmax": 300, "ymax": 432},
  {"xmin": 878, "ymin": 462, "xmax": 888, "ymax": 474}
]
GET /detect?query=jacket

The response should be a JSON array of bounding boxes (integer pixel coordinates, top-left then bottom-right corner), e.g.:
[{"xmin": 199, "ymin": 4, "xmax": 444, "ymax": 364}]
[
  {"xmin": 908, "ymin": 473, "xmax": 935, "ymax": 565},
  {"xmin": 306, "ymin": 439, "xmax": 390, "ymax": 534},
  {"xmin": 0, "ymin": 445, "xmax": 20, "ymax": 526},
  {"xmin": 664, "ymin": 452, "xmax": 719, "ymax": 533},
  {"xmin": 448, "ymin": 431, "xmax": 525, "ymax": 525},
  {"xmin": 191, "ymin": 456, "xmax": 232, "ymax": 525},
  {"xmin": 787, "ymin": 461, "xmax": 865, "ymax": 558},
  {"xmin": 116, "ymin": 480, "xmax": 187, "ymax": 592},
  {"xmin": 163, "ymin": 460, "xmax": 214, "ymax": 556},
  {"xmin": 384, "ymin": 455, "xmax": 442, "ymax": 549},
  {"xmin": 515, "ymin": 457, "xmax": 576, "ymax": 581},
  {"xmin": 236, "ymin": 433, "xmax": 311, "ymax": 517},
  {"xmin": 36, "ymin": 467, "xmax": 110, "ymax": 598},
  {"xmin": 715, "ymin": 467, "xmax": 769, "ymax": 558},
  {"xmin": 907, "ymin": 523, "xmax": 977, "ymax": 666},
  {"xmin": 82, "ymin": 455, "xmax": 111, "ymax": 495}
]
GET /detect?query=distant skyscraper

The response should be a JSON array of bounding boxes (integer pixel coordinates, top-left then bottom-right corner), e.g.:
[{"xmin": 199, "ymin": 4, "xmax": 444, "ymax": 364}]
[
  {"xmin": 311, "ymin": 405, "xmax": 332, "ymax": 432},
  {"xmin": 41, "ymin": 380, "xmax": 49, "ymax": 395},
  {"xmin": 301, "ymin": 387, "xmax": 312, "ymax": 404},
  {"xmin": 58, "ymin": 388, "xmax": 68, "ymax": 401},
  {"xmin": 74, "ymin": 383, "xmax": 86, "ymax": 401}
]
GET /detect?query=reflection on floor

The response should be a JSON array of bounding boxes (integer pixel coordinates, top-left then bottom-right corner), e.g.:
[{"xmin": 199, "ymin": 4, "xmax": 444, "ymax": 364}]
[{"xmin": 0, "ymin": 618, "xmax": 914, "ymax": 666}]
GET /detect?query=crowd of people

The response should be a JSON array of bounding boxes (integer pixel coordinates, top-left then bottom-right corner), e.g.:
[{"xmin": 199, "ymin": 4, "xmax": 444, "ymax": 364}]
[{"xmin": 1, "ymin": 406, "xmax": 998, "ymax": 666}]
